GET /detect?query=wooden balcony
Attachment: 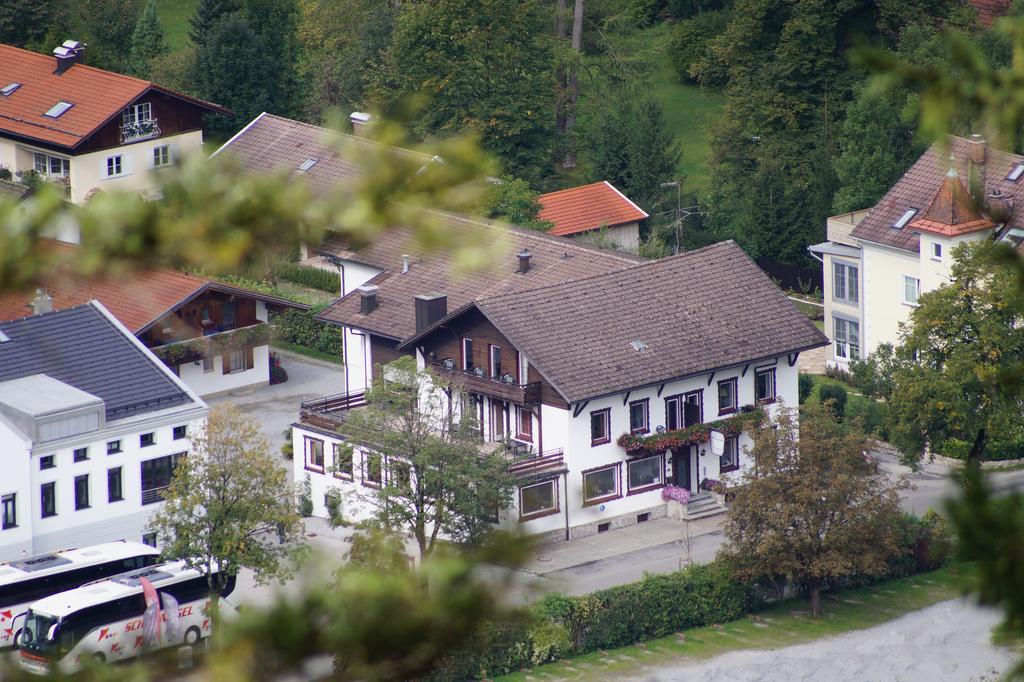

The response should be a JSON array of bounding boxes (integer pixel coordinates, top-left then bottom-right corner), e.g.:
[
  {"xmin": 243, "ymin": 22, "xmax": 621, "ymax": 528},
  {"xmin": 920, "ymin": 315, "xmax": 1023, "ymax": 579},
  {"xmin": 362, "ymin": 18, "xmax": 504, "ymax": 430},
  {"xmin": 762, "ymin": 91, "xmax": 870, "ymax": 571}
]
[
  {"xmin": 430, "ymin": 360, "xmax": 542, "ymax": 405},
  {"xmin": 299, "ymin": 390, "xmax": 367, "ymax": 431},
  {"xmin": 507, "ymin": 448, "xmax": 566, "ymax": 479}
]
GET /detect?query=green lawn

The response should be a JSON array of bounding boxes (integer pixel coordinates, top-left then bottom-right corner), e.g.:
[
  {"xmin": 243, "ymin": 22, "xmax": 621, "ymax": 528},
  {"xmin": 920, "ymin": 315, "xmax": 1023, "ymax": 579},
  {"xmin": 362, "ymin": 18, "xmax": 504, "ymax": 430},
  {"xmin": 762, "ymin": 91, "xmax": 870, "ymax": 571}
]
[
  {"xmin": 272, "ymin": 341, "xmax": 342, "ymax": 366},
  {"xmin": 498, "ymin": 563, "xmax": 974, "ymax": 681},
  {"xmin": 155, "ymin": 0, "xmax": 198, "ymax": 53}
]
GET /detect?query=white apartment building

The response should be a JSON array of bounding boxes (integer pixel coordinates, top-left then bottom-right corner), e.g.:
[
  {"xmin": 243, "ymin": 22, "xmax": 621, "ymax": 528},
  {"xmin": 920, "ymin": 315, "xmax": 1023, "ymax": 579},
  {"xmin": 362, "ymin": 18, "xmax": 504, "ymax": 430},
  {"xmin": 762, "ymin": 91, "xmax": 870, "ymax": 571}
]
[
  {"xmin": 0, "ymin": 301, "xmax": 207, "ymax": 561},
  {"xmin": 811, "ymin": 135, "xmax": 1024, "ymax": 368}
]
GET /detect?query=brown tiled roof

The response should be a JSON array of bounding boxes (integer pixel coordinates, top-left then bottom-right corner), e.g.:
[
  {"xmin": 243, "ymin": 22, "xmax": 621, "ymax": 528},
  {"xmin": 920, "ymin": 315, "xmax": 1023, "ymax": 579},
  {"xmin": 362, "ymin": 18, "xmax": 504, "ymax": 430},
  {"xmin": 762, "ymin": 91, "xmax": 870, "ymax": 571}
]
[
  {"xmin": 213, "ymin": 113, "xmax": 429, "ymax": 198},
  {"xmin": 970, "ymin": 0, "xmax": 1010, "ymax": 26},
  {"xmin": 0, "ymin": 43, "xmax": 227, "ymax": 149},
  {"xmin": 907, "ymin": 168, "xmax": 996, "ymax": 236},
  {"xmin": 450, "ymin": 241, "xmax": 827, "ymax": 403},
  {"xmin": 850, "ymin": 136, "xmax": 1024, "ymax": 252},
  {"xmin": 0, "ymin": 241, "xmax": 307, "ymax": 333},
  {"xmin": 317, "ymin": 212, "xmax": 643, "ymax": 340},
  {"xmin": 538, "ymin": 181, "xmax": 649, "ymax": 237}
]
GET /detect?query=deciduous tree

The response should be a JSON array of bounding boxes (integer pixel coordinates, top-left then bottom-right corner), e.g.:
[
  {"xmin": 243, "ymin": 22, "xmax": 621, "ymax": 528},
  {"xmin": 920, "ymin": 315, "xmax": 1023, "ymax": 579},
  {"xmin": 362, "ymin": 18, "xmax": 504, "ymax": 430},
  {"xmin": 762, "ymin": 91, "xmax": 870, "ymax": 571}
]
[
  {"xmin": 481, "ymin": 176, "xmax": 552, "ymax": 231},
  {"xmin": 722, "ymin": 402, "xmax": 903, "ymax": 616},
  {"xmin": 149, "ymin": 404, "xmax": 302, "ymax": 618},
  {"xmin": 341, "ymin": 357, "xmax": 516, "ymax": 561}
]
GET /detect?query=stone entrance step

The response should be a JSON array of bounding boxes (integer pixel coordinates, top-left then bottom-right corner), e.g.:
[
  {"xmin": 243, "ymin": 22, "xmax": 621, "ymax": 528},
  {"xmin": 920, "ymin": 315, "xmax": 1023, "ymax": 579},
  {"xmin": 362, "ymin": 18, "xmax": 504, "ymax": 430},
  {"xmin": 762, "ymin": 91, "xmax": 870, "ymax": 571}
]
[{"xmin": 685, "ymin": 492, "xmax": 726, "ymax": 520}]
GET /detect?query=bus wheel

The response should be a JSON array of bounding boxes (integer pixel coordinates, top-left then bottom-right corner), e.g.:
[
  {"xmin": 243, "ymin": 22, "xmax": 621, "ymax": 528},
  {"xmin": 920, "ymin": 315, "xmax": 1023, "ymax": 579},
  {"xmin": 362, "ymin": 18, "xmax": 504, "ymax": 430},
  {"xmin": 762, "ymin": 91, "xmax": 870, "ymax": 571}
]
[
  {"xmin": 184, "ymin": 626, "xmax": 202, "ymax": 645},
  {"xmin": 93, "ymin": 652, "xmax": 106, "ymax": 664}
]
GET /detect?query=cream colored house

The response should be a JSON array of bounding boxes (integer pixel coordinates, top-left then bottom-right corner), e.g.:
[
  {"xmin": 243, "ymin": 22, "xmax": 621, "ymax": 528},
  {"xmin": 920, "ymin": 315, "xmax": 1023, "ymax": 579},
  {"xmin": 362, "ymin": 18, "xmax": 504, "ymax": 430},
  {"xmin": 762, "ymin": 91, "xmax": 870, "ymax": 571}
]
[
  {"xmin": 811, "ymin": 135, "xmax": 1024, "ymax": 368},
  {"xmin": 0, "ymin": 42, "xmax": 227, "ymax": 220}
]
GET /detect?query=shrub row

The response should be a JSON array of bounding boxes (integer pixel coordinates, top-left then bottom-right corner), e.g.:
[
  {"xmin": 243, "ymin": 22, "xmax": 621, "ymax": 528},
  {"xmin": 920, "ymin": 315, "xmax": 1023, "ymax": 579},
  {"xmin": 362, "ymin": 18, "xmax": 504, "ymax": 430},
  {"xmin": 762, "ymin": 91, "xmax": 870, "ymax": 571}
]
[
  {"xmin": 275, "ymin": 262, "xmax": 340, "ymax": 293},
  {"xmin": 937, "ymin": 437, "xmax": 1024, "ymax": 461},
  {"xmin": 429, "ymin": 513, "xmax": 952, "ymax": 679},
  {"xmin": 271, "ymin": 305, "xmax": 342, "ymax": 357}
]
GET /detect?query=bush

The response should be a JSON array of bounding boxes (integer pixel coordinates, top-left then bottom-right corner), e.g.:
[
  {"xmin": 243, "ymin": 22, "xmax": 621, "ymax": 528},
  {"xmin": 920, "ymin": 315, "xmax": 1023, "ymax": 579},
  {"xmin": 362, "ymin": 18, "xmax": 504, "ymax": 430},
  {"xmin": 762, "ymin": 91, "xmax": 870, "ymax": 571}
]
[
  {"xmin": 272, "ymin": 306, "xmax": 343, "ymax": 357},
  {"xmin": 798, "ymin": 373, "xmax": 815, "ymax": 404},
  {"xmin": 269, "ymin": 351, "xmax": 288, "ymax": 385},
  {"xmin": 824, "ymin": 365, "xmax": 854, "ymax": 385},
  {"xmin": 846, "ymin": 398, "xmax": 889, "ymax": 440},
  {"xmin": 0, "ymin": 167, "xmax": 11, "ymax": 181},
  {"xmin": 887, "ymin": 512, "xmax": 954, "ymax": 578},
  {"xmin": 850, "ymin": 344, "xmax": 898, "ymax": 400},
  {"xmin": 325, "ymin": 488, "xmax": 344, "ymax": 528},
  {"xmin": 275, "ymin": 262, "xmax": 340, "ymax": 293},
  {"xmin": 281, "ymin": 428, "xmax": 294, "ymax": 460},
  {"xmin": 937, "ymin": 437, "xmax": 1024, "ymax": 461},
  {"xmin": 819, "ymin": 384, "xmax": 848, "ymax": 418},
  {"xmin": 297, "ymin": 475, "xmax": 313, "ymax": 517}
]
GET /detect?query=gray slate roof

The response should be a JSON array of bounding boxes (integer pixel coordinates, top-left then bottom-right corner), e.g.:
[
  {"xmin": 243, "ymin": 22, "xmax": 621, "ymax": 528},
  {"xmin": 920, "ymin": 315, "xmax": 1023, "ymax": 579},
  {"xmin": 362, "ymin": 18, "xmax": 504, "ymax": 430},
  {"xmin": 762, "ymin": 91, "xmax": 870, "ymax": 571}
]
[
  {"xmin": 0, "ymin": 302, "xmax": 193, "ymax": 421},
  {"xmin": 469, "ymin": 241, "xmax": 828, "ymax": 403},
  {"xmin": 850, "ymin": 136, "xmax": 1024, "ymax": 252}
]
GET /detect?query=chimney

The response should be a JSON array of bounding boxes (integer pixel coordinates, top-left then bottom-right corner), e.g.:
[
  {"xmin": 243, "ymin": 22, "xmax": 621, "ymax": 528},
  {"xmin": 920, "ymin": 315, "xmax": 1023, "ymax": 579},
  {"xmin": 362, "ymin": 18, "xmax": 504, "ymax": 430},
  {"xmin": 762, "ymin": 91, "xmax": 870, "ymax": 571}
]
[
  {"xmin": 53, "ymin": 40, "xmax": 85, "ymax": 75},
  {"xmin": 402, "ymin": 254, "xmax": 410, "ymax": 273},
  {"xmin": 350, "ymin": 112, "xmax": 372, "ymax": 137},
  {"xmin": 358, "ymin": 285, "xmax": 379, "ymax": 315},
  {"xmin": 516, "ymin": 249, "xmax": 532, "ymax": 274},
  {"xmin": 967, "ymin": 134, "xmax": 987, "ymax": 200},
  {"xmin": 32, "ymin": 289, "xmax": 53, "ymax": 315},
  {"xmin": 414, "ymin": 294, "xmax": 447, "ymax": 333}
]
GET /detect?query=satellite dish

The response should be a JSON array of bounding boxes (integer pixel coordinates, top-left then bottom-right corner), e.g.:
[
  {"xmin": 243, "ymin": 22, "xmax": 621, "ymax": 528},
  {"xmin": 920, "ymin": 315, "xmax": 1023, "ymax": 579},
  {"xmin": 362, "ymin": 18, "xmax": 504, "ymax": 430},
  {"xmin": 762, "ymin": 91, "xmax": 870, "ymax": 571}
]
[
  {"xmin": 501, "ymin": 373, "xmax": 516, "ymax": 384},
  {"xmin": 442, "ymin": 358, "xmax": 455, "ymax": 370},
  {"xmin": 709, "ymin": 431, "xmax": 725, "ymax": 456},
  {"xmin": 473, "ymin": 367, "xmax": 485, "ymax": 377}
]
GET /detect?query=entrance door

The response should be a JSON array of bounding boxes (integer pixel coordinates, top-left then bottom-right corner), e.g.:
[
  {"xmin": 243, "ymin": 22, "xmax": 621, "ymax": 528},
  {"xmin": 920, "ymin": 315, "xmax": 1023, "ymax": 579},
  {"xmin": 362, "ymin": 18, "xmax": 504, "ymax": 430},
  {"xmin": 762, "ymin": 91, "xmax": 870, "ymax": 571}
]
[{"xmin": 672, "ymin": 448, "xmax": 691, "ymax": 490}]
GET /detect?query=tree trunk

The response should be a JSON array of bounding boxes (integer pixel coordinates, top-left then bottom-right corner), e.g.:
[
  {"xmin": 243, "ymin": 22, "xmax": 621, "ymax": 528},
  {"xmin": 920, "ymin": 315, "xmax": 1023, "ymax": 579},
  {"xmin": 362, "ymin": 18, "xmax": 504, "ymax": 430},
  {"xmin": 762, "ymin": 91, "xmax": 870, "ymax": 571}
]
[
  {"xmin": 555, "ymin": 0, "xmax": 568, "ymax": 144},
  {"xmin": 809, "ymin": 581, "xmax": 822, "ymax": 618},
  {"xmin": 563, "ymin": 0, "xmax": 584, "ymax": 169}
]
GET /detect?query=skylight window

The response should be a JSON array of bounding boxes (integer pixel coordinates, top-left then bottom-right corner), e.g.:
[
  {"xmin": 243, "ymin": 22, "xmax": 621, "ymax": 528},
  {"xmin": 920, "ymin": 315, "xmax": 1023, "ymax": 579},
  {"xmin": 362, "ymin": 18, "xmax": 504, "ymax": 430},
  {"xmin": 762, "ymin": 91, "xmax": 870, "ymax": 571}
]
[
  {"xmin": 630, "ymin": 340, "xmax": 648, "ymax": 352},
  {"xmin": 297, "ymin": 157, "xmax": 319, "ymax": 172},
  {"xmin": 0, "ymin": 83, "xmax": 20, "ymax": 96},
  {"xmin": 1007, "ymin": 164, "xmax": 1024, "ymax": 182},
  {"xmin": 43, "ymin": 101, "xmax": 74, "ymax": 118},
  {"xmin": 892, "ymin": 208, "xmax": 918, "ymax": 229}
]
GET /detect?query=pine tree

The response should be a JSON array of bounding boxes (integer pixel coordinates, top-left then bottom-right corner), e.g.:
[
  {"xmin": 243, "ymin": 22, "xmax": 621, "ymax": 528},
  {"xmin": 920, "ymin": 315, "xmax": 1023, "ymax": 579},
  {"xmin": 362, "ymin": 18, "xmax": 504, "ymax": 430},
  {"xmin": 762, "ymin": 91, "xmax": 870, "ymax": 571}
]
[
  {"xmin": 189, "ymin": 0, "xmax": 239, "ymax": 47},
  {"xmin": 127, "ymin": 0, "xmax": 166, "ymax": 79}
]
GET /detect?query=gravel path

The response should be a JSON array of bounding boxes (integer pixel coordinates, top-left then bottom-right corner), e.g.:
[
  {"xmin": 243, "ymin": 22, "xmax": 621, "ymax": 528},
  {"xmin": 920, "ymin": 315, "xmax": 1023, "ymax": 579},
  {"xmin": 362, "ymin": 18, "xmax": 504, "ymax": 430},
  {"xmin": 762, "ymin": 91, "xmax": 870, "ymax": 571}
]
[{"xmin": 641, "ymin": 599, "xmax": 1015, "ymax": 682}]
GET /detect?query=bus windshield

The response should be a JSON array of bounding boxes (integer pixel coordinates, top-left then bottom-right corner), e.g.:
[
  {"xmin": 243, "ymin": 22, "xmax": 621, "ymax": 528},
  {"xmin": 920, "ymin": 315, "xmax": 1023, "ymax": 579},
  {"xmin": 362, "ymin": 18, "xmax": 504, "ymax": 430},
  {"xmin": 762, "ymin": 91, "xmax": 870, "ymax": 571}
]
[{"xmin": 19, "ymin": 611, "xmax": 59, "ymax": 653}]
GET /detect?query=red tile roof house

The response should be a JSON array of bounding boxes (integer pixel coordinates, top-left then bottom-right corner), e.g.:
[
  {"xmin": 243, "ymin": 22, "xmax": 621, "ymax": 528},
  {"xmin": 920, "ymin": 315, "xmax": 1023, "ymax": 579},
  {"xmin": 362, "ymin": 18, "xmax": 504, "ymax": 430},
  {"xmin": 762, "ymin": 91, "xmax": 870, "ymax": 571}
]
[
  {"xmin": 0, "ymin": 41, "xmax": 228, "ymax": 214},
  {"xmin": 538, "ymin": 180, "xmax": 649, "ymax": 251},
  {"xmin": 810, "ymin": 134, "xmax": 1024, "ymax": 371},
  {"xmin": 216, "ymin": 113, "xmax": 827, "ymax": 540},
  {"xmin": 0, "ymin": 241, "xmax": 309, "ymax": 398}
]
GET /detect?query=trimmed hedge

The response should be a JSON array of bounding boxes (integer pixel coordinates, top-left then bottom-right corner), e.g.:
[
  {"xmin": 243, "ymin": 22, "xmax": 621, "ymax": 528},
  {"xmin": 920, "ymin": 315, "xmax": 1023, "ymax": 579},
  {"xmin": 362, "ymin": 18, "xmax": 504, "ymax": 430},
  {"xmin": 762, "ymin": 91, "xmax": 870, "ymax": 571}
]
[
  {"xmin": 271, "ymin": 305, "xmax": 342, "ymax": 357},
  {"xmin": 275, "ymin": 262, "xmax": 340, "ymax": 293},
  {"xmin": 428, "ymin": 514, "xmax": 953, "ymax": 680},
  {"xmin": 428, "ymin": 561, "xmax": 758, "ymax": 680}
]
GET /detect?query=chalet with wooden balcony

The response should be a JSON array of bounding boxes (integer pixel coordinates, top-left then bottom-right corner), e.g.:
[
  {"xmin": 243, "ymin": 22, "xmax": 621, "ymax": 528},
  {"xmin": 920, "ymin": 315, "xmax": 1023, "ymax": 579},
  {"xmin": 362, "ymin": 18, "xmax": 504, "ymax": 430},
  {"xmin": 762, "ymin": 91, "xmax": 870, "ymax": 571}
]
[
  {"xmin": 0, "ymin": 41, "xmax": 228, "ymax": 212},
  {"xmin": 291, "ymin": 230, "xmax": 827, "ymax": 542},
  {"xmin": 0, "ymin": 240, "xmax": 307, "ymax": 398}
]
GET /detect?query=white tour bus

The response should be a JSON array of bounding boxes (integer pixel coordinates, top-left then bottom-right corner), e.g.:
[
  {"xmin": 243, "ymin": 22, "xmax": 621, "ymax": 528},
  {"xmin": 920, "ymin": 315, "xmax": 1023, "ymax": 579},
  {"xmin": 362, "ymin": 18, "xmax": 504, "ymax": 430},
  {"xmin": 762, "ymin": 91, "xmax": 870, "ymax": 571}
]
[
  {"xmin": 0, "ymin": 542, "xmax": 160, "ymax": 650},
  {"xmin": 17, "ymin": 560, "xmax": 236, "ymax": 675}
]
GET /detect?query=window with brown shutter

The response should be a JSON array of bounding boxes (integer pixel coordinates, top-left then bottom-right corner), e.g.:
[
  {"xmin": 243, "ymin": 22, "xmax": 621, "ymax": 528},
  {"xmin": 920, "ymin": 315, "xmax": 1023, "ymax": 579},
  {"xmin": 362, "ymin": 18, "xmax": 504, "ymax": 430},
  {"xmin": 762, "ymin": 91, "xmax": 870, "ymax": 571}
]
[
  {"xmin": 244, "ymin": 347, "xmax": 254, "ymax": 369},
  {"xmin": 221, "ymin": 354, "xmax": 230, "ymax": 374}
]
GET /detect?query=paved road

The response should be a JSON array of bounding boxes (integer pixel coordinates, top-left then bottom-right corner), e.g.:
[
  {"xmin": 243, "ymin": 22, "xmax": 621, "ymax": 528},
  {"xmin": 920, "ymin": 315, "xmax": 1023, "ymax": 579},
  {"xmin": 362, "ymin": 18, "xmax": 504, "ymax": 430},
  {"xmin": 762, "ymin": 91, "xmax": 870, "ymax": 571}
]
[{"xmin": 639, "ymin": 598, "xmax": 1014, "ymax": 682}]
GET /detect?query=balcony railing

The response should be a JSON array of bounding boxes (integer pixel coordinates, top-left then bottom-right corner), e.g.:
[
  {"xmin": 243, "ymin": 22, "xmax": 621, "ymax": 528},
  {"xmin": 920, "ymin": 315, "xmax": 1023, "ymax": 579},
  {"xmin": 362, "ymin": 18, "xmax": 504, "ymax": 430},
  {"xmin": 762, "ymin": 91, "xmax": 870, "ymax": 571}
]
[
  {"xmin": 121, "ymin": 118, "xmax": 161, "ymax": 144},
  {"xmin": 300, "ymin": 390, "xmax": 367, "ymax": 431},
  {"xmin": 430, "ymin": 360, "xmax": 542, "ymax": 405},
  {"xmin": 507, "ymin": 448, "xmax": 566, "ymax": 478},
  {"xmin": 141, "ymin": 485, "xmax": 169, "ymax": 505}
]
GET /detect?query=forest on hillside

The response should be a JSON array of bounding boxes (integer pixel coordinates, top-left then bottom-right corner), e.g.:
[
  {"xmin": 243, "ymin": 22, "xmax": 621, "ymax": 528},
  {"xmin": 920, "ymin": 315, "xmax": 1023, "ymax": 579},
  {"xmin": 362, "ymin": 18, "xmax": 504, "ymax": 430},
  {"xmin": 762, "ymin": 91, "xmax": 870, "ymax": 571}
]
[{"xmin": 1, "ymin": 0, "xmax": 1019, "ymax": 265}]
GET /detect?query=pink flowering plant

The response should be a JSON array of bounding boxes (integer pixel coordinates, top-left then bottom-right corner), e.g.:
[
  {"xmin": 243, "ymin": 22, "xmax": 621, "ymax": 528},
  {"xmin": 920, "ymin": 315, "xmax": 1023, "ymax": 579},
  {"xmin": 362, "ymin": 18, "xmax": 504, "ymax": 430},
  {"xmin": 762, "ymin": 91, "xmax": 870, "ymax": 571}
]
[{"xmin": 661, "ymin": 485, "xmax": 691, "ymax": 505}]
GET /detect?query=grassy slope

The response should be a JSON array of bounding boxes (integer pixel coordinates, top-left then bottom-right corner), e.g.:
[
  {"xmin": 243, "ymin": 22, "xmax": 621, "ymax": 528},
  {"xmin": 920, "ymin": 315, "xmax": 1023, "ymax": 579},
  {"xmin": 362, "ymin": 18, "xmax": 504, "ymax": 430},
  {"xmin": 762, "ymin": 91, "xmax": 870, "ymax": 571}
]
[
  {"xmin": 498, "ymin": 563, "xmax": 974, "ymax": 681},
  {"xmin": 155, "ymin": 0, "xmax": 198, "ymax": 53}
]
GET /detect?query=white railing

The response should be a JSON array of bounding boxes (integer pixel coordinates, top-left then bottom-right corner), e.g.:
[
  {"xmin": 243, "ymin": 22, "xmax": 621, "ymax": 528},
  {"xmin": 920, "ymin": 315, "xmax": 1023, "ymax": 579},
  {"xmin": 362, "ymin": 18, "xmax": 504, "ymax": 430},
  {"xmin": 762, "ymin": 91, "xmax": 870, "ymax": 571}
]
[{"xmin": 121, "ymin": 119, "xmax": 161, "ymax": 144}]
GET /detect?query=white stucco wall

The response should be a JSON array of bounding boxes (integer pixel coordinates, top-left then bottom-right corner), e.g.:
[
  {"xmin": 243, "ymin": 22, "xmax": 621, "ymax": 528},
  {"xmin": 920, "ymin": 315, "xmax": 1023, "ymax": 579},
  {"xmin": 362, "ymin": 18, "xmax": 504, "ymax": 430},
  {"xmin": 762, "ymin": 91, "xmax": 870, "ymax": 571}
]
[
  {"xmin": 174, "ymin": 344, "xmax": 271, "ymax": 398},
  {"xmin": 821, "ymin": 252, "xmax": 863, "ymax": 369},
  {"xmin": 861, "ymin": 241, "xmax": 921, "ymax": 354},
  {"xmin": 0, "ymin": 412, "xmax": 207, "ymax": 562}
]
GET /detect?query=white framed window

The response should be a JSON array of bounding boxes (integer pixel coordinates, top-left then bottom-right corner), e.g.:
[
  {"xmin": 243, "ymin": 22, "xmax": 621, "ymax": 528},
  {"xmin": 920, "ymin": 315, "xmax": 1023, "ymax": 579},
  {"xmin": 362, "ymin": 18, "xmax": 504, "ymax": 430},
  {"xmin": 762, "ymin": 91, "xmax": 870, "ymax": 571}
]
[
  {"xmin": 931, "ymin": 242, "xmax": 943, "ymax": 261},
  {"xmin": 583, "ymin": 464, "xmax": 619, "ymax": 504},
  {"xmin": 304, "ymin": 436, "xmax": 324, "ymax": 472},
  {"xmin": 720, "ymin": 436, "xmax": 739, "ymax": 472},
  {"xmin": 33, "ymin": 152, "xmax": 69, "ymax": 177},
  {"xmin": 462, "ymin": 338, "xmax": 473, "ymax": 370},
  {"xmin": 1, "ymin": 493, "xmax": 16, "ymax": 529},
  {"xmin": 153, "ymin": 144, "xmax": 171, "ymax": 167},
  {"xmin": 229, "ymin": 350, "xmax": 245, "ymax": 373},
  {"xmin": 627, "ymin": 455, "xmax": 663, "ymax": 493},
  {"xmin": 202, "ymin": 356, "xmax": 214, "ymax": 373},
  {"xmin": 518, "ymin": 351, "xmax": 529, "ymax": 384},
  {"xmin": 489, "ymin": 344, "xmax": 502, "ymax": 378},
  {"xmin": 833, "ymin": 261, "xmax": 859, "ymax": 304},
  {"xmin": 122, "ymin": 102, "xmax": 152, "ymax": 125},
  {"xmin": 755, "ymin": 367, "xmax": 776, "ymax": 403},
  {"xmin": 834, "ymin": 317, "xmax": 860, "ymax": 360},
  {"xmin": 902, "ymin": 275, "xmax": 920, "ymax": 306},
  {"xmin": 519, "ymin": 479, "xmax": 557, "ymax": 518},
  {"xmin": 106, "ymin": 155, "xmax": 123, "ymax": 177}
]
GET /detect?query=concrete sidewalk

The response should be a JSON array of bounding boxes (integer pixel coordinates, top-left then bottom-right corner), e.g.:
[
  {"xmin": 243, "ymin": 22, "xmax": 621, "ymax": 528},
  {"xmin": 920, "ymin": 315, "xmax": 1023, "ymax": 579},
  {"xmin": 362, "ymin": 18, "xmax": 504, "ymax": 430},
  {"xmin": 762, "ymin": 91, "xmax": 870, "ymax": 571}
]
[{"xmin": 524, "ymin": 515, "xmax": 724, "ymax": 575}]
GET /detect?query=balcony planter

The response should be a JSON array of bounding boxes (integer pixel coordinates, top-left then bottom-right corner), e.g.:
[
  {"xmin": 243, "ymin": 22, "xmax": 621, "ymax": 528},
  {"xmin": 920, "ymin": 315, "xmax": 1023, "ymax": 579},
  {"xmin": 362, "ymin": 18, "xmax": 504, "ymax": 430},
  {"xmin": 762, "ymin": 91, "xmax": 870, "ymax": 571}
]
[
  {"xmin": 662, "ymin": 485, "xmax": 690, "ymax": 520},
  {"xmin": 152, "ymin": 323, "xmax": 272, "ymax": 367},
  {"xmin": 616, "ymin": 408, "xmax": 764, "ymax": 455}
]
